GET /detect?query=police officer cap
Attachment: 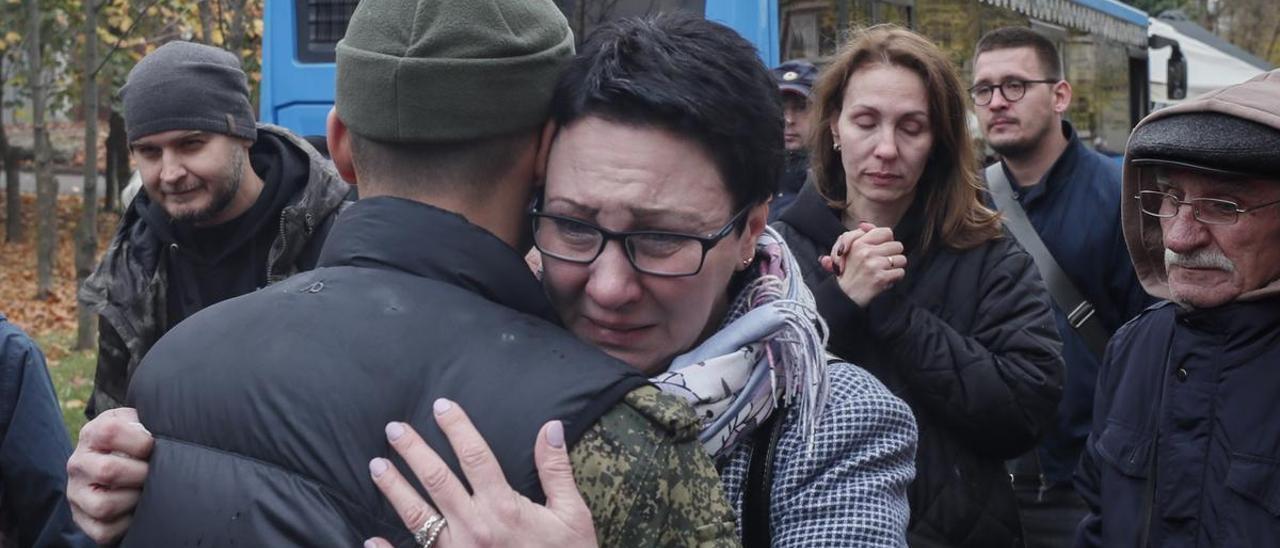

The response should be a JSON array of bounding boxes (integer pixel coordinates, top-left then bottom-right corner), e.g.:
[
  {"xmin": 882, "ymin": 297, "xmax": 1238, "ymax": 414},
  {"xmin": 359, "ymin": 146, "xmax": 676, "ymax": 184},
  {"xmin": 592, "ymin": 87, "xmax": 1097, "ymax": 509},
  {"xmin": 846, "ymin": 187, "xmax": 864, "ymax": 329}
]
[{"xmin": 772, "ymin": 60, "xmax": 818, "ymax": 98}]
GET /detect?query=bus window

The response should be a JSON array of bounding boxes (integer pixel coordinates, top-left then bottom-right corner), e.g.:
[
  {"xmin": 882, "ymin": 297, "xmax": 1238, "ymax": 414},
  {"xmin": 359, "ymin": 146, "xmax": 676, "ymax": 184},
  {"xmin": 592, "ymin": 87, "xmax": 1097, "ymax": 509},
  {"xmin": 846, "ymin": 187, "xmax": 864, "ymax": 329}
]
[
  {"xmin": 295, "ymin": 0, "xmax": 358, "ymax": 63},
  {"xmin": 780, "ymin": 0, "xmax": 915, "ymax": 62},
  {"xmin": 559, "ymin": 0, "xmax": 706, "ymax": 44}
]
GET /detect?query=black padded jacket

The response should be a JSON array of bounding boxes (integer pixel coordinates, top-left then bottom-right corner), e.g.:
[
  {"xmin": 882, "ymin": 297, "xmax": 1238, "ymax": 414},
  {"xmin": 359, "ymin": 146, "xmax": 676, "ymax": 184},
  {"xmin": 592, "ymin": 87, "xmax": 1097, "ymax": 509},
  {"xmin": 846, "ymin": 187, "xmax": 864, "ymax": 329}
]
[
  {"xmin": 774, "ymin": 184, "xmax": 1064, "ymax": 547},
  {"xmin": 119, "ymin": 197, "xmax": 650, "ymax": 546}
]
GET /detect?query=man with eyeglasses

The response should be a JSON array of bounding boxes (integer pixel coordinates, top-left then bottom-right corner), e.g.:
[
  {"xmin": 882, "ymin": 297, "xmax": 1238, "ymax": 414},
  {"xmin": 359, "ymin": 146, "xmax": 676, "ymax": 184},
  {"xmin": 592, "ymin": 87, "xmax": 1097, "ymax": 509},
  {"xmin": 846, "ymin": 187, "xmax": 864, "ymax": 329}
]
[
  {"xmin": 1075, "ymin": 70, "xmax": 1280, "ymax": 547},
  {"xmin": 970, "ymin": 27, "xmax": 1153, "ymax": 548}
]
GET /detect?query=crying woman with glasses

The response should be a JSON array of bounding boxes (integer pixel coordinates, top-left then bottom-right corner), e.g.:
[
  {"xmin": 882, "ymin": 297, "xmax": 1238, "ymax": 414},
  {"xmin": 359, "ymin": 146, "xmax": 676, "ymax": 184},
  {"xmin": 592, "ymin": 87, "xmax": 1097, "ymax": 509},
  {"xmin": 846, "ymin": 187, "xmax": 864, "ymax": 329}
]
[
  {"xmin": 524, "ymin": 14, "xmax": 917, "ymax": 546},
  {"xmin": 371, "ymin": 14, "xmax": 917, "ymax": 547}
]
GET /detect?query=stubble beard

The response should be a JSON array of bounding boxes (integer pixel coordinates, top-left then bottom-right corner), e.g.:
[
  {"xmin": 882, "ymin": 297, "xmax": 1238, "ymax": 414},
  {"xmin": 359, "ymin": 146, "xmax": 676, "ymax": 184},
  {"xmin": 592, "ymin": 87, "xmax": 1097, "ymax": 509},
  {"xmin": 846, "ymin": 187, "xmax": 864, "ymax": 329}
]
[
  {"xmin": 175, "ymin": 146, "xmax": 246, "ymax": 225},
  {"xmin": 988, "ymin": 116, "xmax": 1054, "ymax": 161}
]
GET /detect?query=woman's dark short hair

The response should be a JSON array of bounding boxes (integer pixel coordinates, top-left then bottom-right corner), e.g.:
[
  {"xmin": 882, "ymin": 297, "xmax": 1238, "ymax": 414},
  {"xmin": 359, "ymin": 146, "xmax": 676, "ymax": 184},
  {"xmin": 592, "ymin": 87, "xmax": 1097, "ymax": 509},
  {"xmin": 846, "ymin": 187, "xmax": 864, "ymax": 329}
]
[{"xmin": 551, "ymin": 12, "xmax": 782, "ymax": 212}]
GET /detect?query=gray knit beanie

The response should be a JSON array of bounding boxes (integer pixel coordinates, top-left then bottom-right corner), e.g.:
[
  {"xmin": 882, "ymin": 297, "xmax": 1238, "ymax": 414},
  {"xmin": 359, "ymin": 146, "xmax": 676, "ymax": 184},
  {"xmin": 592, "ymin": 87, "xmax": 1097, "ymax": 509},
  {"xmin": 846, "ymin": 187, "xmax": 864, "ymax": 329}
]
[
  {"xmin": 120, "ymin": 41, "xmax": 257, "ymax": 143},
  {"xmin": 335, "ymin": 0, "xmax": 573, "ymax": 143}
]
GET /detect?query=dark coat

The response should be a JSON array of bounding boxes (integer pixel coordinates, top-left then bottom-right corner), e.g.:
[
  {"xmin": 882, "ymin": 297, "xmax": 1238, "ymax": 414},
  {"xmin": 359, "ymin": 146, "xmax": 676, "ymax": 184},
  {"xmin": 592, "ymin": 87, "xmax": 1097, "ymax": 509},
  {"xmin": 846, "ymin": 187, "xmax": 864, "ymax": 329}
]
[
  {"xmin": 1075, "ymin": 298, "xmax": 1280, "ymax": 547},
  {"xmin": 768, "ymin": 152, "xmax": 809, "ymax": 223},
  {"xmin": 774, "ymin": 184, "xmax": 1064, "ymax": 547},
  {"xmin": 80, "ymin": 124, "xmax": 352, "ymax": 418},
  {"xmin": 0, "ymin": 314, "xmax": 94, "ymax": 547},
  {"xmin": 119, "ymin": 197, "xmax": 652, "ymax": 546},
  {"xmin": 991, "ymin": 121, "xmax": 1154, "ymax": 484}
]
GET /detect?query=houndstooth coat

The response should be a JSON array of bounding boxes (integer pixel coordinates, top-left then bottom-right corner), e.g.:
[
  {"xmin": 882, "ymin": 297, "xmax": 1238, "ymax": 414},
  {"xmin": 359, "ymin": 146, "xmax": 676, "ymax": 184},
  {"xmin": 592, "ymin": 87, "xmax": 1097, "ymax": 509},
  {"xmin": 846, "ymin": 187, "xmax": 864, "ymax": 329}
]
[{"xmin": 719, "ymin": 360, "xmax": 918, "ymax": 546}]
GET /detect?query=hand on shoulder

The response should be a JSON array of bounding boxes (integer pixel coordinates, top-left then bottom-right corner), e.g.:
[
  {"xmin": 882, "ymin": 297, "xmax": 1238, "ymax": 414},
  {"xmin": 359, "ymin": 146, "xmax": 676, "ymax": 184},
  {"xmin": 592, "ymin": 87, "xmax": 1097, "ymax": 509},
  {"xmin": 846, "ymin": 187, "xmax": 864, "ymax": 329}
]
[{"xmin": 365, "ymin": 399, "xmax": 597, "ymax": 548}]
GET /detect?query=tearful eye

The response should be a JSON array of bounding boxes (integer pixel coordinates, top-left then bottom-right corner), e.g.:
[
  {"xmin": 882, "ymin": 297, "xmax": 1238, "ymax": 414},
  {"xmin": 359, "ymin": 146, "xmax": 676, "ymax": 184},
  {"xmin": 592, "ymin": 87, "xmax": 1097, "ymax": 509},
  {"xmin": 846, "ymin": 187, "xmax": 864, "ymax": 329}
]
[
  {"xmin": 630, "ymin": 234, "xmax": 692, "ymax": 258},
  {"xmin": 551, "ymin": 218, "xmax": 597, "ymax": 242}
]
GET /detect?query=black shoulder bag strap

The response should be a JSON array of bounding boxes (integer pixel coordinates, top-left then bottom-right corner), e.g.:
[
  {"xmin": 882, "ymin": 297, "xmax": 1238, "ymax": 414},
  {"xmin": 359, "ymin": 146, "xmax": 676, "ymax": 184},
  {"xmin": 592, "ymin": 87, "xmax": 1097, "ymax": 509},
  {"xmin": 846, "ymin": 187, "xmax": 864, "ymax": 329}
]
[
  {"xmin": 986, "ymin": 163, "xmax": 1110, "ymax": 360},
  {"xmin": 742, "ymin": 411, "xmax": 784, "ymax": 548}
]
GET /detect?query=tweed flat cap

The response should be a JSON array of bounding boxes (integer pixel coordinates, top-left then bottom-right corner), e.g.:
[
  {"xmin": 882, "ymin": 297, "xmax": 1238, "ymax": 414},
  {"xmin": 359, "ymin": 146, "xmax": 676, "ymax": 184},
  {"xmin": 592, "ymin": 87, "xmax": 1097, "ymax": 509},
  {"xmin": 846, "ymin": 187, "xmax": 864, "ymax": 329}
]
[{"xmin": 1128, "ymin": 111, "xmax": 1280, "ymax": 179}]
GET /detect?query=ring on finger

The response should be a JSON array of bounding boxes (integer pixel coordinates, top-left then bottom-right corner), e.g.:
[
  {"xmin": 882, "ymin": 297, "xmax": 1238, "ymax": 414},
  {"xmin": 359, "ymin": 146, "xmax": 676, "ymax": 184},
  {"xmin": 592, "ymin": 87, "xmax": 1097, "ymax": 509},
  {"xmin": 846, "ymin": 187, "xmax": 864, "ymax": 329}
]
[
  {"xmin": 888, "ymin": 256, "xmax": 896, "ymax": 268},
  {"xmin": 414, "ymin": 514, "xmax": 448, "ymax": 548}
]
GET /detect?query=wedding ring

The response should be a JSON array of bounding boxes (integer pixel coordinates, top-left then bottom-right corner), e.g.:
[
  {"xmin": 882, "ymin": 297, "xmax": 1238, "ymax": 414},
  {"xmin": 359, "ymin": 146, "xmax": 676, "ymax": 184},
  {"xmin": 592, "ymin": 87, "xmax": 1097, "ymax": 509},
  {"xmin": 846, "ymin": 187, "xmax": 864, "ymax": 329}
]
[{"xmin": 414, "ymin": 514, "xmax": 447, "ymax": 547}]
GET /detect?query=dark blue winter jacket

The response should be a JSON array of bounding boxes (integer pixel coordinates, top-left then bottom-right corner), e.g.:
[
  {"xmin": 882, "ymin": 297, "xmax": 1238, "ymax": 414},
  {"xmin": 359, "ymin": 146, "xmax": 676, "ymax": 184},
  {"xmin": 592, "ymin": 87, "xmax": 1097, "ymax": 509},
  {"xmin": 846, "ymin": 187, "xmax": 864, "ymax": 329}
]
[
  {"xmin": 1075, "ymin": 298, "xmax": 1280, "ymax": 546},
  {"xmin": 0, "ymin": 314, "xmax": 93, "ymax": 547},
  {"xmin": 995, "ymin": 121, "xmax": 1154, "ymax": 484}
]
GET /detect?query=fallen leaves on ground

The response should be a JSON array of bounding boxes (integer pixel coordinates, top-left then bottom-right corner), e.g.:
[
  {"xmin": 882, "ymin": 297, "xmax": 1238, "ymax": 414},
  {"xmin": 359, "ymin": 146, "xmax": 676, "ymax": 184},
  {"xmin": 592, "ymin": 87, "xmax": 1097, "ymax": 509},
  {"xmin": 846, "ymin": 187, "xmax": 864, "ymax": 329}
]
[{"xmin": 0, "ymin": 193, "xmax": 118, "ymax": 337}]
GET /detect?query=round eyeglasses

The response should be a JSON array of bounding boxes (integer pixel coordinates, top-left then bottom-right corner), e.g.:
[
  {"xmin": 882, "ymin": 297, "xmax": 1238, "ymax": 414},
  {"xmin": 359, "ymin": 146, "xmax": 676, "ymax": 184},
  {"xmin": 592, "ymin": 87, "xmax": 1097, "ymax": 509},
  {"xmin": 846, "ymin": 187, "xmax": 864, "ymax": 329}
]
[
  {"xmin": 530, "ymin": 207, "xmax": 749, "ymax": 277},
  {"xmin": 969, "ymin": 79, "xmax": 1058, "ymax": 106},
  {"xmin": 1135, "ymin": 190, "xmax": 1280, "ymax": 225}
]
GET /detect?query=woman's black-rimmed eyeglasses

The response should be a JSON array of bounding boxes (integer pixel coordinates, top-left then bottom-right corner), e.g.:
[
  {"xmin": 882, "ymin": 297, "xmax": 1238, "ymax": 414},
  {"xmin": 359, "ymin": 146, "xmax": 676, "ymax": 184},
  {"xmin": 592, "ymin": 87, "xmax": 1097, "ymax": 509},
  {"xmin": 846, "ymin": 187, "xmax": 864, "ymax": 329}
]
[
  {"xmin": 530, "ymin": 207, "xmax": 750, "ymax": 277},
  {"xmin": 969, "ymin": 79, "xmax": 1059, "ymax": 106}
]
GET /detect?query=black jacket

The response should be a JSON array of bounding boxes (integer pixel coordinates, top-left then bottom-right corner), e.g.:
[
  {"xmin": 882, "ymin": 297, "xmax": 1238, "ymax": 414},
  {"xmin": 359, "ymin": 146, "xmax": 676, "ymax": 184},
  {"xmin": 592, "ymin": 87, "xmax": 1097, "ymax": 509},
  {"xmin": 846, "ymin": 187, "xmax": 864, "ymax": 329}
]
[
  {"xmin": 774, "ymin": 184, "xmax": 1064, "ymax": 547},
  {"xmin": 768, "ymin": 152, "xmax": 809, "ymax": 222},
  {"xmin": 81, "ymin": 124, "xmax": 352, "ymax": 418},
  {"xmin": 120, "ymin": 197, "xmax": 649, "ymax": 546},
  {"xmin": 1076, "ymin": 299, "xmax": 1280, "ymax": 546}
]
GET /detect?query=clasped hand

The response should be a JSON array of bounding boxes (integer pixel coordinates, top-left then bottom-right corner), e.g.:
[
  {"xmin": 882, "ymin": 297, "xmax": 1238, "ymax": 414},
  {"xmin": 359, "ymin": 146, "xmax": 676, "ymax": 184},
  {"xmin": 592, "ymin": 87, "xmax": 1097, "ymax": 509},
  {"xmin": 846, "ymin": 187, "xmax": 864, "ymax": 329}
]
[{"xmin": 819, "ymin": 221, "xmax": 907, "ymax": 307}]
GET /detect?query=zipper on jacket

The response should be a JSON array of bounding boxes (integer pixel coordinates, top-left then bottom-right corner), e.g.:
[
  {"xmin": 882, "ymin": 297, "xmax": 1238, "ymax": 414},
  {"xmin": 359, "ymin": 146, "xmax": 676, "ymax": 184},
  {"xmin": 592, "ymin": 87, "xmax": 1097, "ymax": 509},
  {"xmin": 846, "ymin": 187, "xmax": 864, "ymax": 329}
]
[{"xmin": 267, "ymin": 212, "xmax": 288, "ymax": 282}]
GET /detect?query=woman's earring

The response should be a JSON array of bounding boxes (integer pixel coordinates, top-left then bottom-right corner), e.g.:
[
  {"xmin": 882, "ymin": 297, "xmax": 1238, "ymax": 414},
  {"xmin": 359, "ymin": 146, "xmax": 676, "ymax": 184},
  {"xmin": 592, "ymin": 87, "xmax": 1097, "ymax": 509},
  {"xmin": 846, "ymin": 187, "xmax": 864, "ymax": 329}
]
[
  {"xmin": 741, "ymin": 257, "xmax": 753, "ymax": 268},
  {"xmin": 833, "ymin": 140, "xmax": 841, "ymax": 151}
]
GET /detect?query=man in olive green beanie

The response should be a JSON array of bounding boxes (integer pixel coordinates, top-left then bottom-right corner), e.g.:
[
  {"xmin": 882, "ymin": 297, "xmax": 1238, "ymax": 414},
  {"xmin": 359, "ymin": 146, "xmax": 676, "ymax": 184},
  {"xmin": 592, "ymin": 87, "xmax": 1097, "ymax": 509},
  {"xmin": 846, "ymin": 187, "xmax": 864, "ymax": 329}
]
[
  {"xmin": 335, "ymin": 0, "xmax": 573, "ymax": 143},
  {"xmin": 108, "ymin": 1, "xmax": 739, "ymax": 546}
]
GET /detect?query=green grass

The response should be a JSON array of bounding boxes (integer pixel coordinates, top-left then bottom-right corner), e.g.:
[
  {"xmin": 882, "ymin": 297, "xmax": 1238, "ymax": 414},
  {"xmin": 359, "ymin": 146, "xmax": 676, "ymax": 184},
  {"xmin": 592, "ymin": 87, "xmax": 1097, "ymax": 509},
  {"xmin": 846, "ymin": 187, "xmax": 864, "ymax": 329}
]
[{"xmin": 36, "ymin": 330, "xmax": 96, "ymax": 446}]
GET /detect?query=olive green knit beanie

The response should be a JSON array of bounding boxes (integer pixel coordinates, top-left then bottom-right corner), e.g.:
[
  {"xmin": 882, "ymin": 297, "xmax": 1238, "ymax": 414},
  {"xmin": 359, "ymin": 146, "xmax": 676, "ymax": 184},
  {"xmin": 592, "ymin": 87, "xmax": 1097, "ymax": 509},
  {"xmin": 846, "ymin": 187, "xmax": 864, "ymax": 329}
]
[{"xmin": 335, "ymin": 0, "xmax": 574, "ymax": 143}]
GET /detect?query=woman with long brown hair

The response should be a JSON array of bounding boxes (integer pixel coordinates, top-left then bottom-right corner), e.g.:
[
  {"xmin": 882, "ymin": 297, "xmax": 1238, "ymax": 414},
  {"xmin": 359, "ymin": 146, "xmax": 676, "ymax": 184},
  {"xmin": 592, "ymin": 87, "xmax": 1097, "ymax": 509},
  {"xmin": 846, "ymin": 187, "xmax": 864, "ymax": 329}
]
[{"xmin": 773, "ymin": 25, "xmax": 1064, "ymax": 547}]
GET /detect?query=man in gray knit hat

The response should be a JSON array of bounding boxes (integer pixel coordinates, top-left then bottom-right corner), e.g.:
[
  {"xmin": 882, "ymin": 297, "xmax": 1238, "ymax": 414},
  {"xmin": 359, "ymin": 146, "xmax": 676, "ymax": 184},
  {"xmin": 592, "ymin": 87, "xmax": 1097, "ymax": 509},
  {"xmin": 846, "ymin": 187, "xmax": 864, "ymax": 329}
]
[
  {"xmin": 68, "ymin": 40, "xmax": 351, "ymax": 541},
  {"xmin": 68, "ymin": 2, "xmax": 738, "ymax": 546},
  {"xmin": 78, "ymin": 41, "xmax": 351, "ymax": 418},
  {"xmin": 1076, "ymin": 70, "xmax": 1280, "ymax": 546}
]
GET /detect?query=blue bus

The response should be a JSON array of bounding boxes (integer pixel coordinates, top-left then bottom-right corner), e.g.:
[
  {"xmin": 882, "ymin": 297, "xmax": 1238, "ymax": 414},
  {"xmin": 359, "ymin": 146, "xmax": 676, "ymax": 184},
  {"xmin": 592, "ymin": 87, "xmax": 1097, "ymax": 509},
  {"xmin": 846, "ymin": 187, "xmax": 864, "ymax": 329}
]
[
  {"xmin": 262, "ymin": 0, "xmax": 1170, "ymax": 150},
  {"xmin": 260, "ymin": 0, "xmax": 778, "ymax": 138}
]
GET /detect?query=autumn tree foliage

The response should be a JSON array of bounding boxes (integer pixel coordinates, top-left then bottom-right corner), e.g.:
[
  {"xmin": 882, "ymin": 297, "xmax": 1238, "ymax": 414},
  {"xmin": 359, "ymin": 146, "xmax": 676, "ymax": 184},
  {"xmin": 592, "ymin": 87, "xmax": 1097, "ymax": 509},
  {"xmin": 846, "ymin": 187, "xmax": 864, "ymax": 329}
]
[{"xmin": 1, "ymin": 0, "xmax": 262, "ymax": 338}]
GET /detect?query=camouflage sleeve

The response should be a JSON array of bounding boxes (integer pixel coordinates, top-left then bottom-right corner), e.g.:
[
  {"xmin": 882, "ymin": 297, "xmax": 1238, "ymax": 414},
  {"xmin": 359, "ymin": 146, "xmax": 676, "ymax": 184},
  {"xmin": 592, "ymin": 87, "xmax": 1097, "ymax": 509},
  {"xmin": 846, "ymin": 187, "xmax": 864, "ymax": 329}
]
[
  {"xmin": 569, "ymin": 385, "xmax": 740, "ymax": 547},
  {"xmin": 86, "ymin": 318, "xmax": 130, "ymax": 419}
]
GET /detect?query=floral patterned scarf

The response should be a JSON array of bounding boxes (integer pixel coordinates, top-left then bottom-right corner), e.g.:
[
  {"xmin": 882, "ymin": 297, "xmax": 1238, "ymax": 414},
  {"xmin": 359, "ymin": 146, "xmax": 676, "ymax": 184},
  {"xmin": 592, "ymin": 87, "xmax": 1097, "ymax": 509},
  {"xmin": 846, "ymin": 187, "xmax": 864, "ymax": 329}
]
[{"xmin": 651, "ymin": 226, "xmax": 830, "ymax": 460}]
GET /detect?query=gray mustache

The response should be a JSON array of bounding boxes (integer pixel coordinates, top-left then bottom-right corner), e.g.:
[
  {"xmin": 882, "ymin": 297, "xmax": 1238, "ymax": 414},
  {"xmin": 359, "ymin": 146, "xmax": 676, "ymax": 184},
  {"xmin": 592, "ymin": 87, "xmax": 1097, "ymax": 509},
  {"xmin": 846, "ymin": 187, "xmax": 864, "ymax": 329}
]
[{"xmin": 1165, "ymin": 249, "xmax": 1236, "ymax": 272}]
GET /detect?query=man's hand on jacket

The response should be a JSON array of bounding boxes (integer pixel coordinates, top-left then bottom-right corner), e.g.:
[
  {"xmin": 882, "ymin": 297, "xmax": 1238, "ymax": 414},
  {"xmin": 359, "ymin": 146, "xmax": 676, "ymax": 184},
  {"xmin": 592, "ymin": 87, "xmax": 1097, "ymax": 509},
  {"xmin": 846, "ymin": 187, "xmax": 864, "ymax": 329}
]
[{"xmin": 66, "ymin": 407, "xmax": 153, "ymax": 544}]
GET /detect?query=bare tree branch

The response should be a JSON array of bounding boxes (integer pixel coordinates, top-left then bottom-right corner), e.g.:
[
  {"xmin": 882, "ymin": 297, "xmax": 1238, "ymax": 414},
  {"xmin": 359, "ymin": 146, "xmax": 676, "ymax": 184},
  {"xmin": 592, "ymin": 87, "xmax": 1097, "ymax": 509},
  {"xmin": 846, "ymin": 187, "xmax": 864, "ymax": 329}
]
[{"xmin": 91, "ymin": 0, "xmax": 167, "ymax": 79}]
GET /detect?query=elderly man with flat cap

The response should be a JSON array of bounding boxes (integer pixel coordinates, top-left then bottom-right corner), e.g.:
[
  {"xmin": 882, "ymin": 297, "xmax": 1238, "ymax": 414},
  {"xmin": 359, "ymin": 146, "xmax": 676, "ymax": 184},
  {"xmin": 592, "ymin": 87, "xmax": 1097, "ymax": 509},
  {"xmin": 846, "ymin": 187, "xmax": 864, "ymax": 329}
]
[{"xmin": 1075, "ymin": 70, "xmax": 1280, "ymax": 546}]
